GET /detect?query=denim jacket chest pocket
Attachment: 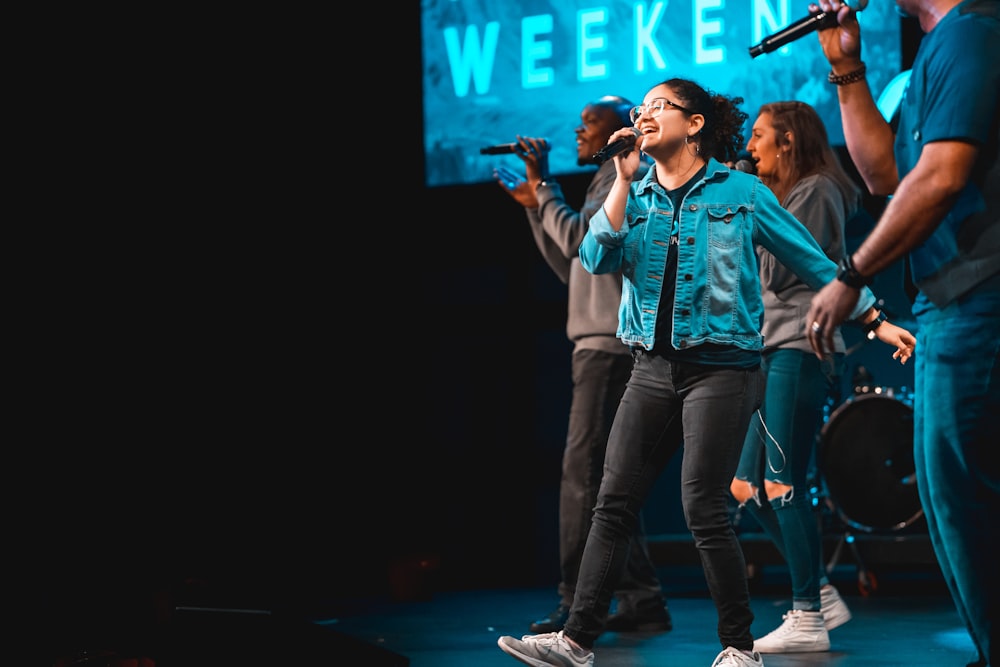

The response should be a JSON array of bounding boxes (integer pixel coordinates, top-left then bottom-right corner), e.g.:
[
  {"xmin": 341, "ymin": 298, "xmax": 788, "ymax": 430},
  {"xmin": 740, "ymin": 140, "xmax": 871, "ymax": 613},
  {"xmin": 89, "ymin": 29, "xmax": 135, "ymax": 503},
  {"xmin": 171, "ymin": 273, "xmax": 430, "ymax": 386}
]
[{"xmin": 703, "ymin": 203, "xmax": 749, "ymax": 249}]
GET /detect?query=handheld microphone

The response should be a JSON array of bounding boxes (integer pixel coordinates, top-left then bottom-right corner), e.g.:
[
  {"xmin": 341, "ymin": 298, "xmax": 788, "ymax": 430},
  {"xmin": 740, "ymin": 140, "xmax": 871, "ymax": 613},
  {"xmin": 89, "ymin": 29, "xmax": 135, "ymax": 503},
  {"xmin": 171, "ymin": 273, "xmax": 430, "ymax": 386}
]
[
  {"xmin": 592, "ymin": 128, "xmax": 642, "ymax": 164},
  {"xmin": 748, "ymin": 0, "xmax": 868, "ymax": 58},
  {"xmin": 734, "ymin": 159, "xmax": 757, "ymax": 175},
  {"xmin": 479, "ymin": 143, "xmax": 518, "ymax": 155}
]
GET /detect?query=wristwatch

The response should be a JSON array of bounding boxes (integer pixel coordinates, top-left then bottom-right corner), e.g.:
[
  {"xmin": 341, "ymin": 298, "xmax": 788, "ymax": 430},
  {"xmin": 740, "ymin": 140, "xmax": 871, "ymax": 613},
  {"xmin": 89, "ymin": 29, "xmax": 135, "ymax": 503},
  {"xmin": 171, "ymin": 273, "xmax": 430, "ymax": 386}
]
[
  {"xmin": 864, "ymin": 310, "xmax": 887, "ymax": 340},
  {"xmin": 536, "ymin": 178, "xmax": 556, "ymax": 191},
  {"xmin": 836, "ymin": 255, "xmax": 871, "ymax": 289}
]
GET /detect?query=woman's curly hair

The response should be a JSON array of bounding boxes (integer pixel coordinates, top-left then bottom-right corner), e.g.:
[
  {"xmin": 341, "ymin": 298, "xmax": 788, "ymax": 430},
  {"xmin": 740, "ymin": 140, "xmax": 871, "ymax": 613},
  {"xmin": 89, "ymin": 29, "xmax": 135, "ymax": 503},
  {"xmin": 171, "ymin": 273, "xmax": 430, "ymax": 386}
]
[{"xmin": 658, "ymin": 78, "xmax": 749, "ymax": 164}]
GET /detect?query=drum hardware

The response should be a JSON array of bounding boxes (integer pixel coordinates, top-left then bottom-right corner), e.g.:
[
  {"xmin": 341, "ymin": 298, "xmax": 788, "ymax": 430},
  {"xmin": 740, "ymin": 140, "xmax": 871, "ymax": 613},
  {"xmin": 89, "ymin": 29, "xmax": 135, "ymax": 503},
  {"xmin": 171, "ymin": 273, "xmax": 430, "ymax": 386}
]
[
  {"xmin": 826, "ymin": 530, "xmax": 878, "ymax": 595},
  {"xmin": 818, "ymin": 391, "xmax": 921, "ymax": 595}
]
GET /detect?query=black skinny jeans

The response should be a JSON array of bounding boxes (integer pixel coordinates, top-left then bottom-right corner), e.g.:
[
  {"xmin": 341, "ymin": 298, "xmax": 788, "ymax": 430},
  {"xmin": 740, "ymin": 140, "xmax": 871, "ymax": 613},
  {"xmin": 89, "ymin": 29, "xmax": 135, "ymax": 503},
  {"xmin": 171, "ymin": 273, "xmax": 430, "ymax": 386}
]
[{"xmin": 564, "ymin": 351, "xmax": 765, "ymax": 652}]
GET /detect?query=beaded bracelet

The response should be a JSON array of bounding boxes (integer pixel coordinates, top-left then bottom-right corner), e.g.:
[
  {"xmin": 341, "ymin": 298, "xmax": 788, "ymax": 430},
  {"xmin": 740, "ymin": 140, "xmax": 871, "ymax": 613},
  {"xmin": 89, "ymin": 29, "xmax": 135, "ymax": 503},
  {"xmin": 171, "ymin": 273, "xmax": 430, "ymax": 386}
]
[{"xmin": 828, "ymin": 62, "xmax": 867, "ymax": 86}]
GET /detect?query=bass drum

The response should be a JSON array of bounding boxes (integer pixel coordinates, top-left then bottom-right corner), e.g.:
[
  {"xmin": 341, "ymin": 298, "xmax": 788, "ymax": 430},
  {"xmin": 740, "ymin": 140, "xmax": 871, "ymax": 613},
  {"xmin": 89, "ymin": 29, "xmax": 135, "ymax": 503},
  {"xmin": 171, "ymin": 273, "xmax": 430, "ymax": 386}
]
[{"xmin": 818, "ymin": 392, "xmax": 923, "ymax": 532}]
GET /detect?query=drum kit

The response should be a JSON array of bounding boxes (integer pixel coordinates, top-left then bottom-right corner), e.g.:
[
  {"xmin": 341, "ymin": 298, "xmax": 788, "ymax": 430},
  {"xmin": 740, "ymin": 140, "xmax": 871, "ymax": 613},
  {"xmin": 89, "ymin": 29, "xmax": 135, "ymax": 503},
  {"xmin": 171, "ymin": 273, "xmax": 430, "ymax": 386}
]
[{"xmin": 814, "ymin": 383, "xmax": 922, "ymax": 595}]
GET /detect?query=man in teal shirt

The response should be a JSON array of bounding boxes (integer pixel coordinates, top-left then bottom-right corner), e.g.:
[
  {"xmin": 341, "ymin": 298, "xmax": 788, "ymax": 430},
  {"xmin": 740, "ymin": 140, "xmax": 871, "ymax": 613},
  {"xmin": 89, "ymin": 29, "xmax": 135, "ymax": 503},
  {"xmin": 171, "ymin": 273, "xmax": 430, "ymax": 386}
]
[{"xmin": 807, "ymin": 2, "xmax": 999, "ymax": 665}]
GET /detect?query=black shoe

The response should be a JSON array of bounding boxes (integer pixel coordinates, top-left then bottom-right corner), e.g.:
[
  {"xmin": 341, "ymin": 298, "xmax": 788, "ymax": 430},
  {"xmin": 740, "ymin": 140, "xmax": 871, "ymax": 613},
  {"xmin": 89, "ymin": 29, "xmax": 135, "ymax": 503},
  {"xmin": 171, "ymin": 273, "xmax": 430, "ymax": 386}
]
[
  {"xmin": 604, "ymin": 603, "xmax": 672, "ymax": 633},
  {"xmin": 530, "ymin": 603, "xmax": 570, "ymax": 633}
]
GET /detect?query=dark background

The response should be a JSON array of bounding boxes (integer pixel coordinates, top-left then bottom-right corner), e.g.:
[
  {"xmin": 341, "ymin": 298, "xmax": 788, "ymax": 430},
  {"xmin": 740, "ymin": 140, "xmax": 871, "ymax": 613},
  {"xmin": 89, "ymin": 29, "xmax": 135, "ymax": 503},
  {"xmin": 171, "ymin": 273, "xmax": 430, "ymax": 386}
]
[{"xmin": 35, "ymin": 7, "xmax": 927, "ymax": 657}]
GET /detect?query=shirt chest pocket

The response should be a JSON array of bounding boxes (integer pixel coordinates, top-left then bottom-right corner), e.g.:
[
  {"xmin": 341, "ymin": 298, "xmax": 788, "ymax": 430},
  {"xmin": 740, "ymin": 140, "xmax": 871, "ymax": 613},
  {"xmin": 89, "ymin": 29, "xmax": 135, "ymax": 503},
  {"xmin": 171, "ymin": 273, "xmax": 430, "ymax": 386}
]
[{"xmin": 704, "ymin": 204, "xmax": 748, "ymax": 249}]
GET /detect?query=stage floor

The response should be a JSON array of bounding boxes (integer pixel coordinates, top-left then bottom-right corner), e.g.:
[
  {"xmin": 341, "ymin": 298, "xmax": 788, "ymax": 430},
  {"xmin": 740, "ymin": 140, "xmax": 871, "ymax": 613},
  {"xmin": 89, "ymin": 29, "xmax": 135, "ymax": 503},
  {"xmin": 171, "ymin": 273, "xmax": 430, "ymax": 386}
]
[
  {"xmin": 322, "ymin": 564, "xmax": 977, "ymax": 667},
  {"xmin": 44, "ymin": 557, "xmax": 975, "ymax": 666}
]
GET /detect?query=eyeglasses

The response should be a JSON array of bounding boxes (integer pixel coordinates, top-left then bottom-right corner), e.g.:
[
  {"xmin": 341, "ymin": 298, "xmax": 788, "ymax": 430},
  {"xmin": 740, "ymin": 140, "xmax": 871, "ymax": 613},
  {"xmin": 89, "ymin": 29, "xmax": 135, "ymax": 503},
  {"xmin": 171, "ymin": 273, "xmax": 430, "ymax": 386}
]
[{"xmin": 629, "ymin": 97, "xmax": 695, "ymax": 124}]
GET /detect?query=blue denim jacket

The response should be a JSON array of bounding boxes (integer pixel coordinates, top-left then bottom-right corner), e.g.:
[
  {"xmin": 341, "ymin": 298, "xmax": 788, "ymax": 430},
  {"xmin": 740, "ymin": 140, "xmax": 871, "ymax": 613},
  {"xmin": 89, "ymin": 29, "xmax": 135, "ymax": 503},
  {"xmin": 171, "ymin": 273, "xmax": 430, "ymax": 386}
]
[{"xmin": 580, "ymin": 158, "xmax": 875, "ymax": 351}]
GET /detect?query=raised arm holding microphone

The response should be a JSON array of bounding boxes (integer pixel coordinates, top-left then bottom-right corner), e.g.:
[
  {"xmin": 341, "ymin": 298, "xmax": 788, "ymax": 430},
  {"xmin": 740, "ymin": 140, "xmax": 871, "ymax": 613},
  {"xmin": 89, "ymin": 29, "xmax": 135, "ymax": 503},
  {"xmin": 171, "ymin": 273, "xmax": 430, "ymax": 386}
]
[{"xmin": 804, "ymin": 2, "xmax": 999, "ymax": 665}]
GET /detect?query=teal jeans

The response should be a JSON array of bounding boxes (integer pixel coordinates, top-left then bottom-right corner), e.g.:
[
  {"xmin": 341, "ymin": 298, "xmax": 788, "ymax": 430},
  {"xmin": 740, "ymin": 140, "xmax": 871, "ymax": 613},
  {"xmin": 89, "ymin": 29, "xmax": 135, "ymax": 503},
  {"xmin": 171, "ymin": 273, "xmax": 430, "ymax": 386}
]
[
  {"xmin": 734, "ymin": 348, "xmax": 843, "ymax": 610},
  {"xmin": 913, "ymin": 274, "xmax": 1000, "ymax": 667}
]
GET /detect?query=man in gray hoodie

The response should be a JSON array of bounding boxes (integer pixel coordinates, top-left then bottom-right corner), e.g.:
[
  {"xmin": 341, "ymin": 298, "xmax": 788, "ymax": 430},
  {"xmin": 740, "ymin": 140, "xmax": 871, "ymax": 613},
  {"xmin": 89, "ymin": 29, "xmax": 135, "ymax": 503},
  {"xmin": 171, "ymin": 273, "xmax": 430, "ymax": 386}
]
[{"xmin": 493, "ymin": 95, "xmax": 671, "ymax": 635}]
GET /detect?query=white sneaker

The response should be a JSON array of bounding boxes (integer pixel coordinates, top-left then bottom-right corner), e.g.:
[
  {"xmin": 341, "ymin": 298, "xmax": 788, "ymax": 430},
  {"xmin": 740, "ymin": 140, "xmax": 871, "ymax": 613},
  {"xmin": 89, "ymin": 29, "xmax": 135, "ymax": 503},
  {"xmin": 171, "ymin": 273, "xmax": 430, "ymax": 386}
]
[
  {"xmin": 497, "ymin": 630, "xmax": 594, "ymax": 667},
  {"xmin": 753, "ymin": 609, "xmax": 830, "ymax": 653},
  {"xmin": 820, "ymin": 585, "xmax": 852, "ymax": 630},
  {"xmin": 711, "ymin": 646, "xmax": 764, "ymax": 666}
]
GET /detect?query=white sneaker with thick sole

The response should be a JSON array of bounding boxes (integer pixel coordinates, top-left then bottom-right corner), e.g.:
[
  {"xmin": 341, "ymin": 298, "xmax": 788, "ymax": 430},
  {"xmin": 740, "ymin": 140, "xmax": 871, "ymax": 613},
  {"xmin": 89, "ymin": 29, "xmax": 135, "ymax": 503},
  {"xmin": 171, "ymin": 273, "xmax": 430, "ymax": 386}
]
[
  {"xmin": 497, "ymin": 630, "xmax": 594, "ymax": 667},
  {"xmin": 753, "ymin": 609, "xmax": 830, "ymax": 653},
  {"xmin": 820, "ymin": 585, "xmax": 852, "ymax": 630},
  {"xmin": 711, "ymin": 646, "xmax": 764, "ymax": 666}
]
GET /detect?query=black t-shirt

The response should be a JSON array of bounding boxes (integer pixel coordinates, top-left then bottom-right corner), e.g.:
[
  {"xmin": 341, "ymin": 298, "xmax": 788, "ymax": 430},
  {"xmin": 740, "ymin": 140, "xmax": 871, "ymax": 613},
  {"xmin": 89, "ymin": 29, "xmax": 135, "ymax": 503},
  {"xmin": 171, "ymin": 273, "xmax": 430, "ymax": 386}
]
[{"xmin": 651, "ymin": 165, "xmax": 759, "ymax": 369}]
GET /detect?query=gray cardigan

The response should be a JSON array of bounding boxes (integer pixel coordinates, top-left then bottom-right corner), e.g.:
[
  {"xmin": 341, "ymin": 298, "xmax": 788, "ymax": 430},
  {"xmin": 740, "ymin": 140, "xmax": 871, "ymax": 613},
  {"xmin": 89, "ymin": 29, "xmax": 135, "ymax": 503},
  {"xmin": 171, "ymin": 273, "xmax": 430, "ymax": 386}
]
[{"xmin": 758, "ymin": 171, "xmax": 860, "ymax": 354}]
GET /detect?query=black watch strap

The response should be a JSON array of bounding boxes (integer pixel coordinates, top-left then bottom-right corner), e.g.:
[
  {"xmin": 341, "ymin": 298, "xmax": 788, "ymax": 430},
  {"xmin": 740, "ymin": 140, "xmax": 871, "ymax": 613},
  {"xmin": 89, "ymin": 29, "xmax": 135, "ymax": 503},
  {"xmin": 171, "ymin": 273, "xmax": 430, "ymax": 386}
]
[
  {"xmin": 864, "ymin": 310, "xmax": 887, "ymax": 340},
  {"xmin": 836, "ymin": 255, "xmax": 871, "ymax": 289}
]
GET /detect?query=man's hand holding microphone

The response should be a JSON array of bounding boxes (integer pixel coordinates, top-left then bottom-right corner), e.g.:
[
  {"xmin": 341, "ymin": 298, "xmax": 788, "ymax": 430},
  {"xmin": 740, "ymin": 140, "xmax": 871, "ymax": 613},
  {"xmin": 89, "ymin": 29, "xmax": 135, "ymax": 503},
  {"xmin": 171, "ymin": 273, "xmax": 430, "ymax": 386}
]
[{"xmin": 492, "ymin": 135, "xmax": 550, "ymax": 208}]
